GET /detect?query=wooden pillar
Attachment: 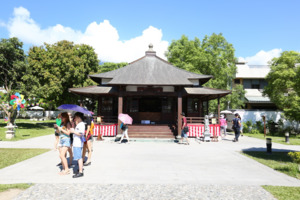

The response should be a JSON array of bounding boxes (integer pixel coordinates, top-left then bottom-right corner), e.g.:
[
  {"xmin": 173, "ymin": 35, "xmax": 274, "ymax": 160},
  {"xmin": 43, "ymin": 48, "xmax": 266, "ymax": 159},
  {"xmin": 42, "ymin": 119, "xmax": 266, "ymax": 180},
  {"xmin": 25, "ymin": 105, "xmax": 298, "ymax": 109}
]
[
  {"xmin": 206, "ymin": 97, "xmax": 209, "ymax": 115},
  {"xmin": 217, "ymin": 96, "xmax": 220, "ymax": 124},
  {"xmin": 97, "ymin": 96, "xmax": 102, "ymax": 118},
  {"xmin": 117, "ymin": 95, "xmax": 123, "ymax": 136},
  {"xmin": 177, "ymin": 93, "xmax": 182, "ymax": 138}
]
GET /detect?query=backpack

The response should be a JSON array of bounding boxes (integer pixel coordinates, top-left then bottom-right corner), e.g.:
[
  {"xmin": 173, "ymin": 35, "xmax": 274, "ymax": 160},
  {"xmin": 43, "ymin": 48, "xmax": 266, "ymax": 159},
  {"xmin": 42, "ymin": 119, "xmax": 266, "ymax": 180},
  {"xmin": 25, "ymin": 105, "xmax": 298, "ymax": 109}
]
[{"xmin": 233, "ymin": 118, "xmax": 240, "ymax": 129}]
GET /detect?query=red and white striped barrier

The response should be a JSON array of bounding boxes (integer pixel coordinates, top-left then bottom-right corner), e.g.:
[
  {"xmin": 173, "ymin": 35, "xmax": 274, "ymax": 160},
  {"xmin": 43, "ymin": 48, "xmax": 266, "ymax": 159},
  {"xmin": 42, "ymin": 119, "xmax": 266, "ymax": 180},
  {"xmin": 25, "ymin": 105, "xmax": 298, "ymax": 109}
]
[
  {"xmin": 93, "ymin": 124, "xmax": 117, "ymax": 137},
  {"xmin": 187, "ymin": 124, "xmax": 220, "ymax": 137}
]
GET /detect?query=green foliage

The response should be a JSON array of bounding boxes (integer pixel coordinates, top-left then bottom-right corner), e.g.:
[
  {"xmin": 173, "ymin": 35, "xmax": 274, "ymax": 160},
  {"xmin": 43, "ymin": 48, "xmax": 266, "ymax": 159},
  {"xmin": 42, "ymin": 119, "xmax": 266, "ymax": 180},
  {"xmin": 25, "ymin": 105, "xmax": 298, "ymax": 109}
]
[
  {"xmin": 20, "ymin": 40, "xmax": 99, "ymax": 109},
  {"xmin": 264, "ymin": 51, "xmax": 300, "ymax": 122},
  {"xmin": 255, "ymin": 121, "xmax": 264, "ymax": 133},
  {"xmin": 165, "ymin": 34, "xmax": 245, "ymax": 112},
  {"xmin": 242, "ymin": 120, "xmax": 253, "ymax": 133},
  {"xmin": 250, "ymin": 128, "xmax": 260, "ymax": 134},
  {"xmin": 97, "ymin": 62, "xmax": 128, "ymax": 73},
  {"xmin": 288, "ymin": 152, "xmax": 300, "ymax": 164},
  {"xmin": 0, "ymin": 37, "xmax": 27, "ymax": 93}
]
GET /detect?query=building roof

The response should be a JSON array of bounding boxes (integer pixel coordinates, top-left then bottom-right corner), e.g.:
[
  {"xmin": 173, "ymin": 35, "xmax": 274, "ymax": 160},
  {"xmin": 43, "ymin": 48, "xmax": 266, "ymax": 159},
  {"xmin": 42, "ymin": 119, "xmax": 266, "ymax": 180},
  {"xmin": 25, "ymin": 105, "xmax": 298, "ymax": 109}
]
[
  {"xmin": 184, "ymin": 87, "xmax": 231, "ymax": 100},
  {"xmin": 236, "ymin": 64, "xmax": 270, "ymax": 79},
  {"xmin": 69, "ymin": 86, "xmax": 117, "ymax": 97},
  {"xmin": 245, "ymin": 89, "xmax": 272, "ymax": 103},
  {"xmin": 90, "ymin": 45, "xmax": 212, "ymax": 86}
]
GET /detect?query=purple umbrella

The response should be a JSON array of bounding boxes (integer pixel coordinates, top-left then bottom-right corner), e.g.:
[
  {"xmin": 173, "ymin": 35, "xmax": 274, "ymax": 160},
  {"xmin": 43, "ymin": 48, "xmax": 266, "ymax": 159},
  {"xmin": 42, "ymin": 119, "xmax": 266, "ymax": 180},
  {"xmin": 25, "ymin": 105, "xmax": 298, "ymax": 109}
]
[{"xmin": 57, "ymin": 104, "xmax": 92, "ymax": 116}]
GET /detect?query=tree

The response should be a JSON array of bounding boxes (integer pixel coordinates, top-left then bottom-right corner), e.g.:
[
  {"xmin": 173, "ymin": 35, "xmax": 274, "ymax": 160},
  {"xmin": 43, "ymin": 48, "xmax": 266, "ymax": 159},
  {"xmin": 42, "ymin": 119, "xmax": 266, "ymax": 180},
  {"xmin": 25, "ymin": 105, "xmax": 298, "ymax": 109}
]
[
  {"xmin": 0, "ymin": 37, "xmax": 26, "ymax": 94},
  {"xmin": 97, "ymin": 62, "xmax": 128, "ymax": 73},
  {"xmin": 21, "ymin": 40, "xmax": 99, "ymax": 109},
  {"xmin": 264, "ymin": 51, "xmax": 300, "ymax": 122},
  {"xmin": 165, "ymin": 34, "xmax": 244, "ymax": 112}
]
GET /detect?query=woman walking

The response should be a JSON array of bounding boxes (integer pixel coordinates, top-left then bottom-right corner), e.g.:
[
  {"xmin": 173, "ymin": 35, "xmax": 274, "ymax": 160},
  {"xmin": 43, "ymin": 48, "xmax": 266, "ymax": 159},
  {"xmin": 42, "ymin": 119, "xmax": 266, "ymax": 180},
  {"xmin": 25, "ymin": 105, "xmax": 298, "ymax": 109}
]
[
  {"xmin": 82, "ymin": 115, "xmax": 93, "ymax": 166},
  {"xmin": 220, "ymin": 115, "xmax": 227, "ymax": 138},
  {"xmin": 55, "ymin": 112, "xmax": 73, "ymax": 175},
  {"xmin": 181, "ymin": 112, "xmax": 190, "ymax": 145},
  {"xmin": 232, "ymin": 113, "xmax": 242, "ymax": 142},
  {"xmin": 119, "ymin": 122, "xmax": 130, "ymax": 144}
]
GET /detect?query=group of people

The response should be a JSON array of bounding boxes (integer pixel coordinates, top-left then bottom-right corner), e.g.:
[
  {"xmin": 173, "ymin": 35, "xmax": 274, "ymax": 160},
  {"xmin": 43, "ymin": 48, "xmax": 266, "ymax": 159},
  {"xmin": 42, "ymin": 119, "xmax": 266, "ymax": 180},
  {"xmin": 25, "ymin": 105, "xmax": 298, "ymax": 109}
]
[
  {"xmin": 181, "ymin": 111, "xmax": 243, "ymax": 143},
  {"xmin": 220, "ymin": 113, "xmax": 242, "ymax": 142},
  {"xmin": 54, "ymin": 112, "xmax": 93, "ymax": 178}
]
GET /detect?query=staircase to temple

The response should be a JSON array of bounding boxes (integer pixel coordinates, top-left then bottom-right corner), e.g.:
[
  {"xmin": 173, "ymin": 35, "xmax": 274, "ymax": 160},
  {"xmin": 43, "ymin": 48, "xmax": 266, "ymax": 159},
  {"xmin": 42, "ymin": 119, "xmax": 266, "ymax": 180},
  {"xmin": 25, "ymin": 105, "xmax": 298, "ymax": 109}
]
[{"xmin": 128, "ymin": 124, "xmax": 176, "ymax": 138}]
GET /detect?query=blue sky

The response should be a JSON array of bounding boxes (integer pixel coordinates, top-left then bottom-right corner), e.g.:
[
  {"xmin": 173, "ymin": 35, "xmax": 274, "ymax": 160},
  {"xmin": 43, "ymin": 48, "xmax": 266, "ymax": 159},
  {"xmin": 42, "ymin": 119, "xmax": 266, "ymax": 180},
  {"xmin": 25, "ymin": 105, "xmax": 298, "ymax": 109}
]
[{"xmin": 0, "ymin": 0, "xmax": 299, "ymax": 64}]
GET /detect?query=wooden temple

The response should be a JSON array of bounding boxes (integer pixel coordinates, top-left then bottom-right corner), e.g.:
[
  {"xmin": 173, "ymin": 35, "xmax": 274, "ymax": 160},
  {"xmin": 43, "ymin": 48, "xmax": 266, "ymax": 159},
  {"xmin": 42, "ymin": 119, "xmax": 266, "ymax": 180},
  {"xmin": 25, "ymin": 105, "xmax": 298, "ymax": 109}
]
[{"xmin": 69, "ymin": 44, "xmax": 231, "ymax": 138}]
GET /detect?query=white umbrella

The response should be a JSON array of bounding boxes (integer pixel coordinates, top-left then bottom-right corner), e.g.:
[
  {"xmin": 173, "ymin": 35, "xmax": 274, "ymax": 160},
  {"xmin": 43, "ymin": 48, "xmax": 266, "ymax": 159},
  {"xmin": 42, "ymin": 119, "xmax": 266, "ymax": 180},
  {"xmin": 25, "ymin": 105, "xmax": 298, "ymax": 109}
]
[
  {"xmin": 29, "ymin": 106, "xmax": 44, "ymax": 110},
  {"xmin": 221, "ymin": 110, "xmax": 232, "ymax": 114}
]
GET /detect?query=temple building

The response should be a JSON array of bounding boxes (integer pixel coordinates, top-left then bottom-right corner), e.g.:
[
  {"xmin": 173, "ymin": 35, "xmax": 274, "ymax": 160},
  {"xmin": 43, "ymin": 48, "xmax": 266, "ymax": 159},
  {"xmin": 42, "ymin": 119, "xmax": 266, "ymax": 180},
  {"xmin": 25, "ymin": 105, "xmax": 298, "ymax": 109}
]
[{"xmin": 69, "ymin": 44, "xmax": 231, "ymax": 138}]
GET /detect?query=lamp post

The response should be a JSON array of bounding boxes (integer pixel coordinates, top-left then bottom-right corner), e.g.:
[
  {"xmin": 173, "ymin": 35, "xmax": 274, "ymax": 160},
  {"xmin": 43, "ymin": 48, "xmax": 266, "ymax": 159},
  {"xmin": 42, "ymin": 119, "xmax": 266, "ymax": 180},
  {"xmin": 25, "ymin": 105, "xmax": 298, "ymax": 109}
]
[
  {"xmin": 261, "ymin": 113, "xmax": 266, "ymax": 137},
  {"xmin": 285, "ymin": 132, "xmax": 290, "ymax": 143},
  {"xmin": 266, "ymin": 138, "xmax": 272, "ymax": 154}
]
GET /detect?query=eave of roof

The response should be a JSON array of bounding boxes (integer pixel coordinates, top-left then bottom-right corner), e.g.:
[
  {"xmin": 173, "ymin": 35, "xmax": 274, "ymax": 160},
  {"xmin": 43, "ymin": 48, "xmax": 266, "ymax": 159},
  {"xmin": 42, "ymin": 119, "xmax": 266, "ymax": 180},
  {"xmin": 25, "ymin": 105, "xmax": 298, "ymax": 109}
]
[
  {"xmin": 184, "ymin": 87, "xmax": 231, "ymax": 100},
  {"xmin": 69, "ymin": 86, "xmax": 117, "ymax": 97}
]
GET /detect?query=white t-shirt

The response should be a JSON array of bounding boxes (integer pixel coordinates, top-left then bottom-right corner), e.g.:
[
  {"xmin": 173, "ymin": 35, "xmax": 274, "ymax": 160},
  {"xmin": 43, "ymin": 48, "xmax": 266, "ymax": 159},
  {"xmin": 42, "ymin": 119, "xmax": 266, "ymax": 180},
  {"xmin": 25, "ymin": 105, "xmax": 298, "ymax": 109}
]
[{"xmin": 73, "ymin": 121, "xmax": 85, "ymax": 148}]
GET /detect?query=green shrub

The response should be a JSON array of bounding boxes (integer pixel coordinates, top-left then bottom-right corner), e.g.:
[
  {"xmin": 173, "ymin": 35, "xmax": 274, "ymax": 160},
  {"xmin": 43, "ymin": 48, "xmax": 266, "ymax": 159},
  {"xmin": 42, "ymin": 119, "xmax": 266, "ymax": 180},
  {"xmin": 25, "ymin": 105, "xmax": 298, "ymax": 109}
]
[
  {"xmin": 288, "ymin": 152, "xmax": 300, "ymax": 164},
  {"xmin": 242, "ymin": 121, "xmax": 253, "ymax": 133},
  {"xmin": 250, "ymin": 128, "xmax": 261, "ymax": 134},
  {"xmin": 255, "ymin": 121, "xmax": 264, "ymax": 133}
]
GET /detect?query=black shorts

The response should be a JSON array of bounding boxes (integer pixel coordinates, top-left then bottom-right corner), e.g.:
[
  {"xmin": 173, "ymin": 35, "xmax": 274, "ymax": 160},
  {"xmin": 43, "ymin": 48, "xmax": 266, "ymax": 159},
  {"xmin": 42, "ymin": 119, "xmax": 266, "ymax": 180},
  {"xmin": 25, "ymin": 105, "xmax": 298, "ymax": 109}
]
[{"xmin": 70, "ymin": 133, "xmax": 74, "ymax": 145}]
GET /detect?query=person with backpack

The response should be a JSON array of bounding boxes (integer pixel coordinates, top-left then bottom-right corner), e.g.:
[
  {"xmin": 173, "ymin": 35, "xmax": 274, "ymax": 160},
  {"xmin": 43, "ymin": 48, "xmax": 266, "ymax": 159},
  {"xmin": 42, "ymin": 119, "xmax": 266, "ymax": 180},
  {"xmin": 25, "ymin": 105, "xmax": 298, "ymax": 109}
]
[{"xmin": 232, "ymin": 113, "xmax": 242, "ymax": 142}]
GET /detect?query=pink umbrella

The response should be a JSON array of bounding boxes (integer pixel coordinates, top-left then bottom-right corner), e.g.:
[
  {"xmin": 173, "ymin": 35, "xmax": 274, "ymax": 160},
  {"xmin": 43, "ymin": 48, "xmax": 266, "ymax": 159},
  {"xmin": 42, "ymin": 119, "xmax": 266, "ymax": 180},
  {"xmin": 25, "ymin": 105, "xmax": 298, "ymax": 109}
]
[{"xmin": 118, "ymin": 113, "xmax": 133, "ymax": 124}]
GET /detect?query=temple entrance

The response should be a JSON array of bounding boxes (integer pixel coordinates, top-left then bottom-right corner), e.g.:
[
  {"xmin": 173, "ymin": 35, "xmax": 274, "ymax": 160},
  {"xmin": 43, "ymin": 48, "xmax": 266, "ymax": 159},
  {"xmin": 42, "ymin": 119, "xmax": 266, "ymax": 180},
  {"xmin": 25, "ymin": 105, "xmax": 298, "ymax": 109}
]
[
  {"xmin": 126, "ymin": 97, "xmax": 176, "ymax": 124},
  {"xmin": 139, "ymin": 97, "xmax": 161, "ymax": 112}
]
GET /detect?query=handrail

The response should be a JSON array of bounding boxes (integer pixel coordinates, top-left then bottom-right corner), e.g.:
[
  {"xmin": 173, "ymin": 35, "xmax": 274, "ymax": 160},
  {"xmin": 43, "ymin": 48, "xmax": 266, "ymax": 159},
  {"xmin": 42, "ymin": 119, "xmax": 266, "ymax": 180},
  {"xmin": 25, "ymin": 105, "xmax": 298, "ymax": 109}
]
[
  {"xmin": 186, "ymin": 117, "xmax": 219, "ymax": 124},
  {"xmin": 93, "ymin": 116, "xmax": 118, "ymax": 124}
]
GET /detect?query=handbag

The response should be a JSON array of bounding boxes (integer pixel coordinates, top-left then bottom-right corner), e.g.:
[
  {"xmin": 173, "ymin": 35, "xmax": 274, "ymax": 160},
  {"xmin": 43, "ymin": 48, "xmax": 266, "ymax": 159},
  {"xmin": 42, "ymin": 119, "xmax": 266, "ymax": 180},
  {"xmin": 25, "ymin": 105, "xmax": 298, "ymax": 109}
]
[
  {"xmin": 183, "ymin": 126, "xmax": 189, "ymax": 133},
  {"xmin": 80, "ymin": 135, "xmax": 86, "ymax": 143}
]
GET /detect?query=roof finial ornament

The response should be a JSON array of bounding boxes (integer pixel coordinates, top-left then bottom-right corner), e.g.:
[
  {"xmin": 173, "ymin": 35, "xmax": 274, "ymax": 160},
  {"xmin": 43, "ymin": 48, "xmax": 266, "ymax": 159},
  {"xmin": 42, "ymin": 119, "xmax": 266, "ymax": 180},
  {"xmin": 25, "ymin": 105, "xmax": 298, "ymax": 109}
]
[
  {"xmin": 148, "ymin": 43, "xmax": 154, "ymax": 51},
  {"xmin": 145, "ymin": 43, "xmax": 156, "ymax": 56}
]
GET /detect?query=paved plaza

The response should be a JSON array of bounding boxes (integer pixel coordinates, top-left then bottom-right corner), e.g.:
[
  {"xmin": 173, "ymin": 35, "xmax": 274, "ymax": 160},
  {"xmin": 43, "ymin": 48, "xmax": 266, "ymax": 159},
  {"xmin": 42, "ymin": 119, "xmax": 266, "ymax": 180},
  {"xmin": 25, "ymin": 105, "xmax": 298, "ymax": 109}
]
[{"xmin": 0, "ymin": 134, "xmax": 300, "ymax": 199}]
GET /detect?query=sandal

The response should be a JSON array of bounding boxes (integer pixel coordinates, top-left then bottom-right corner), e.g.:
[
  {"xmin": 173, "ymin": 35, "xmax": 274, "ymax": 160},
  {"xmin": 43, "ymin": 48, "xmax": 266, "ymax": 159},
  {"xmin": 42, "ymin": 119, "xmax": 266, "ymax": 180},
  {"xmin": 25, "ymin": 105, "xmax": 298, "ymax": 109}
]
[{"xmin": 59, "ymin": 169, "xmax": 70, "ymax": 175}]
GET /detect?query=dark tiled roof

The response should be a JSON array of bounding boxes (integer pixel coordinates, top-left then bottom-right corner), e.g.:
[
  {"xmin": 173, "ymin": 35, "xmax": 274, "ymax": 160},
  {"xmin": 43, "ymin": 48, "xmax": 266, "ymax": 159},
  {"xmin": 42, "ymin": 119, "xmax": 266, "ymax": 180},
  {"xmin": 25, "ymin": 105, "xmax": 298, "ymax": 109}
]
[
  {"xmin": 69, "ymin": 86, "xmax": 117, "ymax": 97},
  {"xmin": 184, "ymin": 87, "xmax": 231, "ymax": 100},
  {"xmin": 90, "ymin": 53, "xmax": 212, "ymax": 86}
]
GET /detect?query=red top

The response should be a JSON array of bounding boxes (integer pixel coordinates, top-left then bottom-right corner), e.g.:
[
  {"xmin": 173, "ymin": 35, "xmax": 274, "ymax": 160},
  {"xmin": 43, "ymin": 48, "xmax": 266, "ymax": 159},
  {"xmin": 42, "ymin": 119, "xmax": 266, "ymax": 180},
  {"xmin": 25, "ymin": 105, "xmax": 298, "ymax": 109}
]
[{"xmin": 182, "ymin": 117, "xmax": 187, "ymax": 128}]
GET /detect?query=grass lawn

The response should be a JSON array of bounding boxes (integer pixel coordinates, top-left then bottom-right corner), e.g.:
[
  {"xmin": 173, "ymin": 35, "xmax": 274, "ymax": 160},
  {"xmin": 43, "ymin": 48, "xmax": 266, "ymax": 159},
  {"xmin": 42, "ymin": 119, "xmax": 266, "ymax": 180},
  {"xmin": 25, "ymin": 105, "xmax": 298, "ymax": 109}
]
[
  {"xmin": 0, "ymin": 183, "xmax": 32, "ymax": 192},
  {"xmin": 242, "ymin": 151, "xmax": 300, "ymax": 179},
  {"xmin": 262, "ymin": 186, "xmax": 300, "ymax": 200},
  {"xmin": 0, "ymin": 148, "xmax": 50, "ymax": 169},
  {"xmin": 0, "ymin": 119, "xmax": 55, "ymax": 141},
  {"xmin": 242, "ymin": 151, "xmax": 300, "ymax": 199},
  {"xmin": 243, "ymin": 133, "xmax": 300, "ymax": 145}
]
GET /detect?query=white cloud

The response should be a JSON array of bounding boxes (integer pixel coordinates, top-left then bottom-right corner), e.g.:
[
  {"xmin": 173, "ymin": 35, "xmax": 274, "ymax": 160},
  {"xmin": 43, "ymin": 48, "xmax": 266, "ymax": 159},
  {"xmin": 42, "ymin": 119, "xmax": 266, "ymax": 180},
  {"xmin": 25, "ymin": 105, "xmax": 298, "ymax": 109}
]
[
  {"xmin": 5, "ymin": 7, "xmax": 168, "ymax": 63},
  {"xmin": 239, "ymin": 49, "xmax": 282, "ymax": 65}
]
